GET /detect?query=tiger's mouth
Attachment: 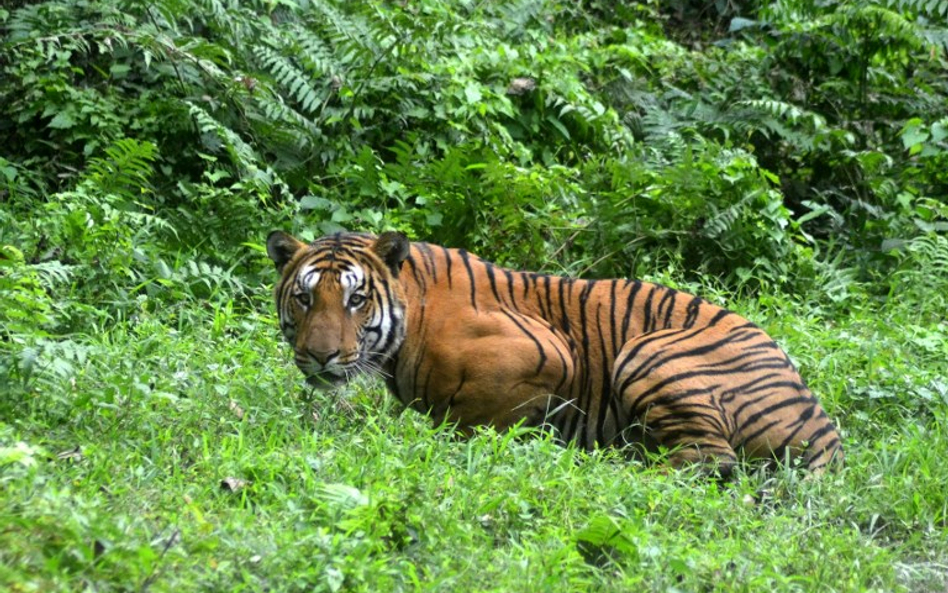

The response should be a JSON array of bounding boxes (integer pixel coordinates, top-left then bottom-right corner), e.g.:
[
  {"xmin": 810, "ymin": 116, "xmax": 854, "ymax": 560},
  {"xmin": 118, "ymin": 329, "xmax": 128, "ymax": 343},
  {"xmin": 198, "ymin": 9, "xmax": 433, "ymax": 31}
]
[
  {"xmin": 304, "ymin": 371, "xmax": 348, "ymax": 389},
  {"xmin": 296, "ymin": 350, "xmax": 387, "ymax": 390},
  {"xmin": 296, "ymin": 352, "xmax": 362, "ymax": 389}
]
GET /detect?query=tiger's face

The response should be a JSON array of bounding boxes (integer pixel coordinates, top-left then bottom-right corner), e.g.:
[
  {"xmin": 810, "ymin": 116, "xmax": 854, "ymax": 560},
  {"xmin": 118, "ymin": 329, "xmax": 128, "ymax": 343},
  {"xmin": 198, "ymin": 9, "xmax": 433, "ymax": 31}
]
[{"xmin": 266, "ymin": 231, "xmax": 410, "ymax": 389}]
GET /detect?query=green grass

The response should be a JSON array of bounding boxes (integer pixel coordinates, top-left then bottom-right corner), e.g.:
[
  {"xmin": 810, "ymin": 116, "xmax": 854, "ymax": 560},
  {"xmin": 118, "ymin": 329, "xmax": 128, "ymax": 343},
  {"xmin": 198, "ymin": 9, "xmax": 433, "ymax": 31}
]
[{"xmin": 2, "ymin": 286, "xmax": 947, "ymax": 592}]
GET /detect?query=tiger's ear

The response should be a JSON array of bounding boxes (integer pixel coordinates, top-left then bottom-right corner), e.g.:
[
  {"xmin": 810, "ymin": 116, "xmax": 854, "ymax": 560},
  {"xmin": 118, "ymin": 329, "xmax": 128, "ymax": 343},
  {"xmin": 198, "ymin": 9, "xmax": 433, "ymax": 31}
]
[
  {"xmin": 372, "ymin": 231, "xmax": 410, "ymax": 277},
  {"xmin": 266, "ymin": 230, "xmax": 306, "ymax": 273}
]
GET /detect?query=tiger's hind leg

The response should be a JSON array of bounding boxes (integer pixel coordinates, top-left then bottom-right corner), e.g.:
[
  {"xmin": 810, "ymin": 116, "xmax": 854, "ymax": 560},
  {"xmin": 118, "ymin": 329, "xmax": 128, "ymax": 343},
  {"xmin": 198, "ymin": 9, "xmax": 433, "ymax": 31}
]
[
  {"xmin": 612, "ymin": 328, "xmax": 739, "ymax": 477},
  {"xmin": 633, "ymin": 406, "xmax": 739, "ymax": 479}
]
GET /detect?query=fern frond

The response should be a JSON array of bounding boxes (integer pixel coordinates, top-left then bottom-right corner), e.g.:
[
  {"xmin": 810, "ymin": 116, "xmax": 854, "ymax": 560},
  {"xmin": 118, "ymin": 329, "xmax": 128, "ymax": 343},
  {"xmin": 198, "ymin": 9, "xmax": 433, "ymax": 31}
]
[
  {"xmin": 187, "ymin": 102, "xmax": 260, "ymax": 172},
  {"xmin": 85, "ymin": 138, "xmax": 158, "ymax": 197},
  {"xmin": 884, "ymin": 0, "xmax": 948, "ymax": 19},
  {"xmin": 821, "ymin": 4, "xmax": 929, "ymax": 50},
  {"xmin": 293, "ymin": 26, "xmax": 338, "ymax": 78},
  {"xmin": 256, "ymin": 45, "xmax": 326, "ymax": 115},
  {"xmin": 903, "ymin": 233, "xmax": 948, "ymax": 277},
  {"xmin": 701, "ymin": 200, "xmax": 744, "ymax": 241},
  {"xmin": 495, "ymin": 0, "xmax": 551, "ymax": 38},
  {"xmin": 736, "ymin": 100, "xmax": 826, "ymax": 129}
]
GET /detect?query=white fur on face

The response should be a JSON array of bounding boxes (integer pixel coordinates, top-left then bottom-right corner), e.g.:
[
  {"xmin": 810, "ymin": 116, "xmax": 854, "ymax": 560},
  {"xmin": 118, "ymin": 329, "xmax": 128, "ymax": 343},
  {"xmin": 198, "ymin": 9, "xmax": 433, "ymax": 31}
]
[
  {"xmin": 297, "ymin": 265, "xmax": 321, "ymax": 293},
  {"xmin": 340, "ymin": 265, "xmax": 365, "ymax": 308}
]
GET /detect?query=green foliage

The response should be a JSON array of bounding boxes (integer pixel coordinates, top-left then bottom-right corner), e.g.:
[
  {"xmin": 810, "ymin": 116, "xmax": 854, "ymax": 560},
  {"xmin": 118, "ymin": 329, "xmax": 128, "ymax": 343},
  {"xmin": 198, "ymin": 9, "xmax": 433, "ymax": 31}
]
[
  {"xmin": 0, "ymin": 246, "xmax": 56, "ymax": 338},
  {"xmin": 737, "ymin": 0, "xmax": 948, "ymax": 261},
  {"xmin": 2, "ymin": 0, "xmax": 948, "ymax": 589},
  {"xmin": 2, "ymin": 292, "xmax": 947, "ymax": 591},
  {"xmin": 4, "ymin": 0, "xmax": 944, "ymax": 284}
]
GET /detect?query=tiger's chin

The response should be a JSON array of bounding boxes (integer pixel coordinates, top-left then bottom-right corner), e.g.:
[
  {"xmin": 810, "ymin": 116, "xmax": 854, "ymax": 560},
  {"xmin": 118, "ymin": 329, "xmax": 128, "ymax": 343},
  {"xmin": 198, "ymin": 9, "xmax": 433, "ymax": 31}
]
[{"xmin": 304, "ymin": 372, "xmax": 349, "ymax": 390}]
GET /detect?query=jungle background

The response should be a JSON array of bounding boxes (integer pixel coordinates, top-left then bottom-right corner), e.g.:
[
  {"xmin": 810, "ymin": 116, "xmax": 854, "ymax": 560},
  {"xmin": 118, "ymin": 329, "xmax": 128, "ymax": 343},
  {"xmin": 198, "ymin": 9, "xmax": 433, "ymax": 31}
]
[{"xmin": 2, "ymin": 0, "xmax": 947, "ymax": 591}]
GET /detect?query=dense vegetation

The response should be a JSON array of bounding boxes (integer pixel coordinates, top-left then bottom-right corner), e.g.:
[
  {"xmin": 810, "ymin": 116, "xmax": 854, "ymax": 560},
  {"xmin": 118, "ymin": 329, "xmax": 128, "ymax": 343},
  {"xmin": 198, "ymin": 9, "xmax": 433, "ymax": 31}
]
[{"xmin": 2, "ymin": 0, "xmax": 947, "ymax": 590}]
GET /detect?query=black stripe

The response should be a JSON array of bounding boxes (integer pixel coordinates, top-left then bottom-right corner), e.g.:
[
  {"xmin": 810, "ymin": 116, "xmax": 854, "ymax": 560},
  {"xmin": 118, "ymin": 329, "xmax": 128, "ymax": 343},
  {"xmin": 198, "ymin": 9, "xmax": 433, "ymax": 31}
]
[
  {"xmin": 504, "ymin": 269, "xmax": 518, "ymax": 308},
  {"xmin": 735, "ymin": 396, "xmax": 815, "ymax": 445},
  {"xmin": 500, "ymin": 310, "xmax": 548, "ymax": 374},
  {"xmin": 459, "ymin": 249, "xmax": 478, "ymax": 310},
  {"xmin": 596, "ymin": 307, "xmax": 614, "ymax": 446},
  {"xmin": 621, "ymin": 281, "xmax": 643, "ymax": 343},
  {"xmin": 542, "ymin": 275, "xmax": 554, "ymax": 323},
  {"xmin": 720, "ymin": 374, "xmax": 785, "ymax": 405},
  {"xmin": 570, "ymin": 284, "xmax": 596, "ymax": 449},
  {"xmin": 728, "ymin": 380, "xmax": 808, "ymax": 421},
  {"xmin": 623, "ymin": 348, "xmax": 791, "ymax": 399},
  {"xmin": 447, "ymin": 370, "xmax": 467, "ymax": 410},
  {"xmin": 441, "ymin": 246, "xmax": 453, "ymax": 289},
  {"xmin": 612, "ymin": 328, "xmax": 688, "ymax": 386},
  {"xmin": 307, "ymin": 253, "xmax": 344, "ymax": 267},
  {"xmin": 417, "ymin": 242, "xmax": 437, "ymax": 282},
  {"xmin": 579, "ymin": 280, "xmax": 597, "ymax": 308},
  {"xmin": 623, "ymin": 365, "xmax": 794, "ymax": 416},
  {"xmin": 530, "ymin": 275, "xmax": 547, "ymax": 318},
  {"xmin": 624, "ymin": 328, "xmax": 760, "ymax": 370},
  {"xmin": 694, "ymin": 349, "xmax": 789, "ymax": 374},
  {"xmin": 413, "ymin": 342, "xmax": 428, "ymax": 409},
  {"xmin": 642, "ymin": 286, "xmax": 656, "ymax": 333},
  {"xmin": 608, "ymin": 280, "xmax": 619, "ymax": 358},
  {"xmin": 549, "ymin": 339, "xmax": 570, "ymax": 394},
  {"xmin": 374, "ymin": 278, "xmax": 403, "ymax": 355},
  {"xmin": 387, "ymin": 351, "xmax": 403, "ymax": 403},
  {"xmin": 801, "ymin": 422, "xmax": 839, "ymax": 450},
  {"xmin": 405, "ymin": 255, "xmax": 427, "ymax": 292},
  {"xmin": 647, "ymin": 408, "xmax": 727, "ymax": 436},
  {"xmin": 659, "ymin": 289, "xmax": 677, "ymax": 329},
  {"xmin": 613, "ymin": 324, "xmax": 719, "ymax": 386},
  {"xmin": 773, "ymin": 404, "xmax": 816, "ymax": 451},
  {"xmin": 708, "ymin": 308, "xmax": 733, "ymax": 326},
  {"xmin": 683, "ymin": 297, "xmax": 703, "ymax": 329},
  {"xmin": 485, "ymin": 263, "xmax": 502, "ymax": 303},
  {"xmin": 558, "ymin": 278, "xmax": 571, "ymax": 334}
]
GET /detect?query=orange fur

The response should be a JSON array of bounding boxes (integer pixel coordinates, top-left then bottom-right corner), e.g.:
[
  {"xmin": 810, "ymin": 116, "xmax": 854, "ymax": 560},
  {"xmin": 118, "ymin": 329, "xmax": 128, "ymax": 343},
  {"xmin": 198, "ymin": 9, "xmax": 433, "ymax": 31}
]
[{"xmin": 268, "ymin": 231, "xmax": 843, "ymax": 475}]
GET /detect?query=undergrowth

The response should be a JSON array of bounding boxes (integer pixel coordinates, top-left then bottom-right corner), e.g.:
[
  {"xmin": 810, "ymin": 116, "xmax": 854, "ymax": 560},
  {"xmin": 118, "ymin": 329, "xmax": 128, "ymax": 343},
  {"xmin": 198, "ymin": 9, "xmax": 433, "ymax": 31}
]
[
  {"xmin": 2, "ymin": 244, "xmax": 947, "ymax": 592},
  {"xmin": 2, "ymin": 0, "xmax": 947, "ymax": 590}
]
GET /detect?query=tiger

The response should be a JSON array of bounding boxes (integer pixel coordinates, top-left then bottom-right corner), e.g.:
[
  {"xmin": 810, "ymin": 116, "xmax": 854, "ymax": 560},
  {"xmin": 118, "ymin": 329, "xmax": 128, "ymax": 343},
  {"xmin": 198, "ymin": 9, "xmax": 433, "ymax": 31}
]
[{"xmin": 266, "ymin": 229, "xmax": 843, "ymax": 477}]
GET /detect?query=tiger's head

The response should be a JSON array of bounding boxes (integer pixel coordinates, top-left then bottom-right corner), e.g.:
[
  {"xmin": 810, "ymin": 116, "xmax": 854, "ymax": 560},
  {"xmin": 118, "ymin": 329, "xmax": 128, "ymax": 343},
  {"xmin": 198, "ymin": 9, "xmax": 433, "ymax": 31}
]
[{"xmin": 266, "ymin": 230, "xmax": 411, "ymax": 389}]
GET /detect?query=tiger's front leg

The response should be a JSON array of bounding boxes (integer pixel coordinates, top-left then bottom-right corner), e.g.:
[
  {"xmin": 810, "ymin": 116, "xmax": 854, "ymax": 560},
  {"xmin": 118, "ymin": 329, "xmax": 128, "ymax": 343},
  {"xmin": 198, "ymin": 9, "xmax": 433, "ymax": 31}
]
[{"xmin": 397, "ymin": 310, "xmax": 576, "ymax": 434}]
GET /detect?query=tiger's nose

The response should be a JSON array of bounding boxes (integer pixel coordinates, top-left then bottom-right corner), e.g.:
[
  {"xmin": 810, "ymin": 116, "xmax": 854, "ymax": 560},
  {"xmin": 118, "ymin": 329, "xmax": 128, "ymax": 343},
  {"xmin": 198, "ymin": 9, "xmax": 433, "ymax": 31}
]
[{"xmin": 308, "ymin": 349, "xmax": 339, "ymax": 365}]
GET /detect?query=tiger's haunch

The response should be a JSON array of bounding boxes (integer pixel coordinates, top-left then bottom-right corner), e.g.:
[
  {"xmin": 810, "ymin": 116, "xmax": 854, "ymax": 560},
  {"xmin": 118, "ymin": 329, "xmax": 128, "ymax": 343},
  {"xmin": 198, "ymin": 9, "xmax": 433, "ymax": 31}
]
[{"xmin": 267, "ymin": 230, "xmax": 843, "ymax": 476}]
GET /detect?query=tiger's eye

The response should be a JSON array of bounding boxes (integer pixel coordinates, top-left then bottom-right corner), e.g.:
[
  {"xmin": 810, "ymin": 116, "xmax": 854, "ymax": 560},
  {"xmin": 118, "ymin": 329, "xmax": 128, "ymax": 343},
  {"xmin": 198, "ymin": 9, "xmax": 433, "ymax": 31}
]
[
  {"xmin": 349, "ymin": 293, "xmax": 367, "ymax": 308},
  {"xmin": 294, "ymin": 292, "xmax": 311, "ymax": 307}
]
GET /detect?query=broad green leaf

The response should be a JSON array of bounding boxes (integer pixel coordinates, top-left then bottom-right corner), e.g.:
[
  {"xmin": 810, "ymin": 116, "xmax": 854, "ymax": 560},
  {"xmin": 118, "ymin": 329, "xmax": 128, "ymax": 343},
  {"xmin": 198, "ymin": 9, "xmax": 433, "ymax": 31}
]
[
  {"xmin": 464, "ymin": 83, "xmax": 482, "ymax": 104},
  {"xmin": 547, "ymin": 116, "xmax": 570, "ymax": 140},
  {"xmin": 930, "ymin": 122, "xmax": 947, "ymax": 143},
  {"xmin": 48, "ymin": 111, "xmax": 76, "ymax": 129},
  {"xmin": 300, "ymin": 195, "xmax": 331, "ymax": 210},
  {"xmin": 729, "ymin": 17, "xmax": 759, "ymax": 32},
  {"xmin": 901, "ymin": 119, "xmax": 929, "ymax": 150}
]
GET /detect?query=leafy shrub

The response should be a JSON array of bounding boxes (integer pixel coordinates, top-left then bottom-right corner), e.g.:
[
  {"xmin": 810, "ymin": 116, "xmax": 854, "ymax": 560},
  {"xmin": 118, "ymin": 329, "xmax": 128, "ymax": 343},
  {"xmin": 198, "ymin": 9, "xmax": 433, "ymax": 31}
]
[
  {"xmin": 2, "ymin": 0, "xmax": 946, "ymax": 300},
  {"xmin": 0, "ymin": 246, "xmax": 61, "ymax": 382}
]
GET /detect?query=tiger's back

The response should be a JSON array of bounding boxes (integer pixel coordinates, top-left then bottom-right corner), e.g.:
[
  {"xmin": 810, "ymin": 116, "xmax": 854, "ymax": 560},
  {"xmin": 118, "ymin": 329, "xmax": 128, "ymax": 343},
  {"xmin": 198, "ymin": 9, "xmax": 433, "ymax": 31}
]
[{"xmin": 267, "ymin": 231, "xmax": 843, "ymax": 475}]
